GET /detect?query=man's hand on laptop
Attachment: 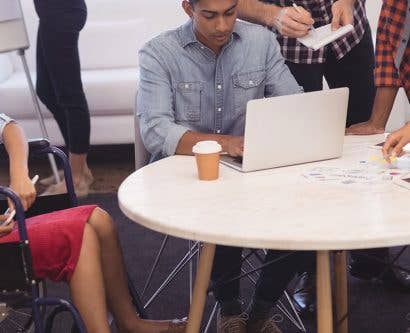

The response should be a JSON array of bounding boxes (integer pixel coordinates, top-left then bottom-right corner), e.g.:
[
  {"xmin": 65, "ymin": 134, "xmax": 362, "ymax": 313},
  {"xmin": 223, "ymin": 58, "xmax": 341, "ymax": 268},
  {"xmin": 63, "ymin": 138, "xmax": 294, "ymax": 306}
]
[{"xmin": 225, "ymin": 136, "xmax": 244, "ymax": 157}]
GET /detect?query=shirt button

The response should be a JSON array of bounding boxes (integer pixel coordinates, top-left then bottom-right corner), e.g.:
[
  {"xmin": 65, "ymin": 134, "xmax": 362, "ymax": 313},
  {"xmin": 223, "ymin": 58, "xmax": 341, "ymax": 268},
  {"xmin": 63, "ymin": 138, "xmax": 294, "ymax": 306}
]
[
  {"xmin": 217, "ymin": 108, "xmax": 222, "ymax": 112},
  {"xmin": 200, "ymin": 46, "xmax": 205, "ymax": 49},
  {"xmin": 216, "ymin": 129, "xmax": 221, "ymax": 134},
  {"xmin": 217, "ymin": 85, "xmax": 222, "ymax": 90},
  {"xmin": 184, "ymin": 84, "xmax": 189, "ymax": 89},
  {"xmin": 249, "ymin": 80, "xmax": 254, "ymax": 85}
]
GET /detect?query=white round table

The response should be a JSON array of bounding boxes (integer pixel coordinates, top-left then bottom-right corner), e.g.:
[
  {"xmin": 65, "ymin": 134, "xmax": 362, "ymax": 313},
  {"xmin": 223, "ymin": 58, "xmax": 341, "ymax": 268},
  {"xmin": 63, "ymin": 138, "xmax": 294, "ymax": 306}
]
[{"xmin": 118, "ymin": 134, "xmax": 410, "ymax": 333}]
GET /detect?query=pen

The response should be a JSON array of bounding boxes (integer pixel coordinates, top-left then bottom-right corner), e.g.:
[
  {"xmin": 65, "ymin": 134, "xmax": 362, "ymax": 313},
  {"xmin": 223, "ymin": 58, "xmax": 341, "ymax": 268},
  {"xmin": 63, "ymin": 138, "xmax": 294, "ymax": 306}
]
[
  {"xmin": 292, "ymin": 2, "xmax": 317, "ymax": 35},
  {"xmin": 1, "ymin": 175, "xmax": 39, "ymax": 226}
]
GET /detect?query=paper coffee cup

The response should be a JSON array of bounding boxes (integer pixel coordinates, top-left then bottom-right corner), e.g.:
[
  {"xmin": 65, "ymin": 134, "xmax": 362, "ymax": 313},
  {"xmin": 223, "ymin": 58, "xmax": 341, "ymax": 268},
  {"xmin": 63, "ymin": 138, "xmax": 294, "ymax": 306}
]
[{"xmin": 192, "ymin": 141, "xmax": 222, "ymax": 180}]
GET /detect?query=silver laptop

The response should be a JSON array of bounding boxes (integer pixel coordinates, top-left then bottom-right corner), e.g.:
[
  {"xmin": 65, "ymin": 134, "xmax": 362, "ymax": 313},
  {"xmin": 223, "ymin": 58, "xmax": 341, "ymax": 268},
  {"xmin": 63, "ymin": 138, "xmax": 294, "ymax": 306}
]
[{"xmin": 220, "ymin": 88, "xmax": 349, "ymax": 172}]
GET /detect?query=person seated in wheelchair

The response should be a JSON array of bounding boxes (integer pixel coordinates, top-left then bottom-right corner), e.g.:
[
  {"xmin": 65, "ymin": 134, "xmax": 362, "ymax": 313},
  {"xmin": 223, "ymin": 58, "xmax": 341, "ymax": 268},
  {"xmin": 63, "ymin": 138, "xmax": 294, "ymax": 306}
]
[{"xmin": 0, "ymin": 113, "xmax": 186, "ymax": 333}]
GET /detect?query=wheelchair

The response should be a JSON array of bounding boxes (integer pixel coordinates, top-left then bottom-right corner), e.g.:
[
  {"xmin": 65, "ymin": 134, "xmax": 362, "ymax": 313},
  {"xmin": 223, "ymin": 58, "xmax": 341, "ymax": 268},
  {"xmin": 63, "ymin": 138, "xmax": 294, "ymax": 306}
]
[{"xmin": 0, "ymin": 139, "xmax": 145, "ymax": 333}]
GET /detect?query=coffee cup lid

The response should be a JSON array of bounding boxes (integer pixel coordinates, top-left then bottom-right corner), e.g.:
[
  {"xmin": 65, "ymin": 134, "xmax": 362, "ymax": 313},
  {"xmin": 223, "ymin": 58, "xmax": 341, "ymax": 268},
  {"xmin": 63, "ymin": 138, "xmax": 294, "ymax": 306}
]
[{"xmin": 192, "ymin": 140, "xmax": 222, "ymax": 154}]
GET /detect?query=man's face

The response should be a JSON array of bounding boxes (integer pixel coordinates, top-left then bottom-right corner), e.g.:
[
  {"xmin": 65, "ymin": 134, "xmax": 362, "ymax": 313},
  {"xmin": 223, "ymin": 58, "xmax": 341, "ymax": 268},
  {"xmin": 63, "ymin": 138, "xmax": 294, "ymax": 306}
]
[{"xmin": 183, "ymin": 0, "xmax": 238, "ymax": 54}]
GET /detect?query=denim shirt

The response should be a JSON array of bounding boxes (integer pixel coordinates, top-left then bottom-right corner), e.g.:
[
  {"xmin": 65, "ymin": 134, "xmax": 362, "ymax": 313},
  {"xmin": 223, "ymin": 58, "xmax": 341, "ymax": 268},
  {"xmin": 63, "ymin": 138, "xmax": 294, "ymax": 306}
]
[{"xmin": 137, "ymin": 20, "xmax": 302, "ymax": 162}]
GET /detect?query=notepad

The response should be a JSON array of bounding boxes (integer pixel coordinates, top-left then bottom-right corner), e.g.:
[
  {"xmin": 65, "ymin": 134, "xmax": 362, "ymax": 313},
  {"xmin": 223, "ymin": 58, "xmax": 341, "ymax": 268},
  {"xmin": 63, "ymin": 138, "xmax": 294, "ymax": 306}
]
[{"xmin": 297, "ymin": 24, "xmax": 354, "ymax": 50}]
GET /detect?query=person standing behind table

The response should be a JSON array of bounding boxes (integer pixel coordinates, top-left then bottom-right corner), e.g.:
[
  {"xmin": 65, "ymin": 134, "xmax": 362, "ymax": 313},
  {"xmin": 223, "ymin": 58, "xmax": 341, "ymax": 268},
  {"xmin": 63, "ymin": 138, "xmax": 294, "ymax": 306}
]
[
  {"xmin": 237, "ymin": 0, "xmax": 376, "ymax": 128},
  {"xmin": 347, "ymin": 0, "xmax": 409, "ymax": 135},
  {"xmin": 236, "ymin": 0, "xmax": 410, "ymax": 317},
  {"xmin": 33, "ymin": 0, "xmax": 93, "ymax": 197},
  {"xmin": 347, "ymin": 0, "xmax": 410, "ymax": 298}
]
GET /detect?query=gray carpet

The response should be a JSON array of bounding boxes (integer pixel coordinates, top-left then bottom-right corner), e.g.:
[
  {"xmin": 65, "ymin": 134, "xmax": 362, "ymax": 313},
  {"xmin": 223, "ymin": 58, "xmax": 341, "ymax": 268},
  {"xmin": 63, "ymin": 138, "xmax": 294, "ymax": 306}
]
[{"xmin": 45, "ymin": 193, "xmax": 410, "ymax": 333}]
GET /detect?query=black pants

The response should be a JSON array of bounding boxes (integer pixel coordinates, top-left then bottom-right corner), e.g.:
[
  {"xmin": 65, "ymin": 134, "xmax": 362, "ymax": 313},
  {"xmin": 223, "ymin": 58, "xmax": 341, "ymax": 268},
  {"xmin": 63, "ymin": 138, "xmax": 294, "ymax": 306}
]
[
  {"xmin": 211, "ymin": 246, "xmax": 314, "ymax": 305},
  {"xmin": 34, "ymin": 0, "xmax": 90, "ymax": 154},
  {"xmin": 286, "ymin": 23, "xmax": 376, "ymax": 127}
]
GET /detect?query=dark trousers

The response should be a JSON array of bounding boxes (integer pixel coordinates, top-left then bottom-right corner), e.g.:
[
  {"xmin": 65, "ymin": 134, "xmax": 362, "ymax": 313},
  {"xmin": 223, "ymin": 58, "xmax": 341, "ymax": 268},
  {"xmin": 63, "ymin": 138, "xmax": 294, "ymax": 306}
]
[
  {"xmin": 34, "ymin": 0, "xmax": 90, "ymax": 154},
  {"xmin": 211, "ymin": 246, "xmax": 314, "ymax": 305},
  {"xmin": 286, "ymin": 23, "xmax": 376, "ymax": 127}
]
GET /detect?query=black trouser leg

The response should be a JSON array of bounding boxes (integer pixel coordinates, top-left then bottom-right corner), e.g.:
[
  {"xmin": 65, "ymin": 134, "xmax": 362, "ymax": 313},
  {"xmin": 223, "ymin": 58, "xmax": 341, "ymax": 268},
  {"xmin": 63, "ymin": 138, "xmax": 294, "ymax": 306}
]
[
  {"xmin": 324, "ymin": 23, "xmax": 376, "ymax": 127},
  {"xmin": 253, "ymin": 251, "xmax": 315, "ymax": 303},
  {"xmin": 285, "ymin": 61, "xmax": 324, "ymax": 93},
  {"xmin": 211, "ymin": 245, "xmax": 243, "ymax": 314},
  {"xmin": 34, "ymin": 0, "xmax": 90, "ymax": 154},
  {"xmin": 350, "ymin": 248, "xmax": 390, "ymax": 277},
  {"xmin": 36, "ymin": 26, "xmax": 70, "ymax": 146},
  {"xmin": 211, "ymin": 246, "xmax": 315, "ymax": 312}
]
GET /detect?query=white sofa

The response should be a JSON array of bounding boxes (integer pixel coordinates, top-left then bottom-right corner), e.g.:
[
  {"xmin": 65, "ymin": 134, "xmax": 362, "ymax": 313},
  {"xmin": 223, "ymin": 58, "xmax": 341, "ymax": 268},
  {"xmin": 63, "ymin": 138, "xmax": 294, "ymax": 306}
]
[
  {"xmin": 0, "ymin": 0, "xmax": 408, "ymax": 148},
  {"xmin": 0, "ymin": 0, "xmax": 186, "ymax": 145}
]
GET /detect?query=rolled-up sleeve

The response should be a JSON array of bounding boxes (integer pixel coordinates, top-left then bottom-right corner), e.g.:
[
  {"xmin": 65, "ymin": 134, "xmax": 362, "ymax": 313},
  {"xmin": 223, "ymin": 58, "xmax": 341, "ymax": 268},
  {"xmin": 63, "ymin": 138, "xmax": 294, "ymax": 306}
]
[
  {"xmin": 0, "ymin": 113, "xmax": 15, "ymax": 144},
  {"xmin": 374, "ymin": 2, "xmax": 402, "ymax": 89},
  {"xmin": 264, "ymin": 32, "xmax": 303, "ymax": 97},
  {"xmin": 136, "ymin": 42, "xmax": 189, "ymax": 161}
]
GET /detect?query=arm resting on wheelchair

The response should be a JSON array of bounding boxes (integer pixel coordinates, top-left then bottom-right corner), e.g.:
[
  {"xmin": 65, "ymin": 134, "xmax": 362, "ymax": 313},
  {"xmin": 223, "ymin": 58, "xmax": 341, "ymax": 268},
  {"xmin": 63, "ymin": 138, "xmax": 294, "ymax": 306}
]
[
  {"xmin": 0, "ymin": 186, "xmax": 29, "ymax": 241},
  {"xmin": 0, "ymin": 138, "xmax": 50, "ymax": 158}
]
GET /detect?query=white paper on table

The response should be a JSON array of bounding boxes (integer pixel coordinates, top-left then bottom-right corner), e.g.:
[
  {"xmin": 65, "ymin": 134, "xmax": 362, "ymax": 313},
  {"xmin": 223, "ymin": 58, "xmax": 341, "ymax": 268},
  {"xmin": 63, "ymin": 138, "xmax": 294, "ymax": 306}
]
[
  {"xmin": 297, "ymin": 24, "xmax": 354, "ymax": 50},
  {"xmin": 0, "ymin": 0, "xmax": 22, "ymax": 22}
]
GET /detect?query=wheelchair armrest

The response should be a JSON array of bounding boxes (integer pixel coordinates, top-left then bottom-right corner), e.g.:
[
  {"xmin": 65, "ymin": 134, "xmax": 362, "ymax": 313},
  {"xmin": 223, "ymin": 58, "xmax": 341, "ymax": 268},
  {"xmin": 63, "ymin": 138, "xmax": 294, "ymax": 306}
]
[
  {"xmin": 28, "ymin": 138, "xmax": 50, "ymax": 152},
  {"xmin": 0, "ymin": 139, "xmax": 50, "ymax": 158},
  {"xmin": 0, "ymin": 186, "xmax": 28, "ymax": 241}
]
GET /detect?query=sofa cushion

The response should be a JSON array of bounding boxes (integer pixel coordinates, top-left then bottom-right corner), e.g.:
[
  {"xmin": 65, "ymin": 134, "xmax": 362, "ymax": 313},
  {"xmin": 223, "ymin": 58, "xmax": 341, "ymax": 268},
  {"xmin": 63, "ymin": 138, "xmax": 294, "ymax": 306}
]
[
  {"xmin": 79, "ymin": 19, "xmax": 145, "ymax": 70},
  {"xmin": 0, "ymin": 68, "xmax": 139, "ymax": 118},
  {"xmin": 0, "ymin": 54, "xmax": 14, "ymax": 84},
  {"xmin": 11, "ymin": 0, "xmax": 187, "ymax": 72}
]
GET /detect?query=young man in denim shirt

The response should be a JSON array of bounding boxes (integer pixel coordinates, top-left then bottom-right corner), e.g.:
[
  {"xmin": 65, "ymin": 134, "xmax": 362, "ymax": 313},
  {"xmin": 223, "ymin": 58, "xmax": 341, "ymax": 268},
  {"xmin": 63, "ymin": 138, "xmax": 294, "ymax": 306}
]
[{"xmin": 137, "ymin": 0, "xmax": 311, "ymax": 332}]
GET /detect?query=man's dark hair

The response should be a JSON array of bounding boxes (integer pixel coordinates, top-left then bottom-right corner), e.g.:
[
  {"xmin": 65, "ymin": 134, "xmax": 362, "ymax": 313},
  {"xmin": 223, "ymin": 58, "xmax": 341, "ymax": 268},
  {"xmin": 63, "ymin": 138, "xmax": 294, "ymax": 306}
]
[{"xmin": 188, "ymin": 0, "xmax": 199, "ymax": 5}]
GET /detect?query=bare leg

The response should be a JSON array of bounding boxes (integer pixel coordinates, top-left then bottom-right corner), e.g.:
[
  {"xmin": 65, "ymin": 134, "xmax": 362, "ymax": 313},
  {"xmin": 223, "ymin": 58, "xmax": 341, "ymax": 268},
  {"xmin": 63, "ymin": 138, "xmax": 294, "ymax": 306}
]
[
  {"xmin": 69, "ymin": 152, "xmax": 93, "ymax": 186},
  {"xmin": 69, "ymin": 223, "xmax": 111, "ymax": 333},
  {"xmin": 42, "ymin": 153, "xmax": 93, "ymax": 197},
  {"xmin": 87, "ymin": 208, "xmax": 185, "ymax": 333}
]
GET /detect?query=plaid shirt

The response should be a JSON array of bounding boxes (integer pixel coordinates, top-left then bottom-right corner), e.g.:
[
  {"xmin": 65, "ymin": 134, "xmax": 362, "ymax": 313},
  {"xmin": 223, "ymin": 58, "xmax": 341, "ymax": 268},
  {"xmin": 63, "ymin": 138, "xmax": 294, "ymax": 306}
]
[
  {"xmin": 374, "ymin": 0, "xmax": 410, "ymax": 101},
  {"xmin": 265, "ymin": 0, "xmax": 368, "ymax": 64}
]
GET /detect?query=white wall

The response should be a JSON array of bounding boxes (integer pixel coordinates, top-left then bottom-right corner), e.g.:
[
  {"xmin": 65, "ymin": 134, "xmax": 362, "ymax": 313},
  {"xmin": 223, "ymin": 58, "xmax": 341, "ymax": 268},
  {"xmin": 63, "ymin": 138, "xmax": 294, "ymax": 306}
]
[{"xmin": 366, "ymin": 0, "xmax": 382, "ymax": 35}]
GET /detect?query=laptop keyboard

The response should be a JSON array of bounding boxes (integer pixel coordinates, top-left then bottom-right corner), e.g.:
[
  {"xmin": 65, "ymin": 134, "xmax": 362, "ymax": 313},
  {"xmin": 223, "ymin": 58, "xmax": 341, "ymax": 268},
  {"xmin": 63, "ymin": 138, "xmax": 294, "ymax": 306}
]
[{"xmin": 233, "ymin": 156, "xmax": 243, "ymax": 164}]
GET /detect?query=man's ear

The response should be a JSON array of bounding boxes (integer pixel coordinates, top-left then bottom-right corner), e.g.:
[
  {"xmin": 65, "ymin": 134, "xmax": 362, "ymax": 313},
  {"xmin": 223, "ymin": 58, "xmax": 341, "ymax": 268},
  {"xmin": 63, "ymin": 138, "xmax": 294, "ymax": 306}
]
[{"xmin": 182, "ymin": 0, "xmax": 194, "ymax": 18}]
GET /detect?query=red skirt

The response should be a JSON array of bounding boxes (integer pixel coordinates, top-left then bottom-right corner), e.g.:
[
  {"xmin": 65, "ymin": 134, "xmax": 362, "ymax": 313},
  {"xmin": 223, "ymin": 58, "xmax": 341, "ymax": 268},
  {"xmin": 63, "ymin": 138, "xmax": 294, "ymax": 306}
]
[{"xmin": 0, "ymin": 205, "xmax": 97, "ymax": 282}]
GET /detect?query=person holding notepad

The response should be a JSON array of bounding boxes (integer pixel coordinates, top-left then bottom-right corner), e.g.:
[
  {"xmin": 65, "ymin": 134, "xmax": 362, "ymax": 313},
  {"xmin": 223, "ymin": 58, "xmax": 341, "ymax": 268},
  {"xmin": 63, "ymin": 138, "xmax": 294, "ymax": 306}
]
[
  {"xmin": 237, "ymin": 0, "xmax": 376, "ymax": 127},
  {"xmin": 237, "ymin": 0, "xmax": 410, "ymax": 318}
]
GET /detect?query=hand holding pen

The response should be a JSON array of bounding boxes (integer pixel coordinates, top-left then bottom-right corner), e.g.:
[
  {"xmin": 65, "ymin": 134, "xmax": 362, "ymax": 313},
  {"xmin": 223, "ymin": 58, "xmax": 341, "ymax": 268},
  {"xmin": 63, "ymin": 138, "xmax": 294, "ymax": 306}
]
[
  {"xmin": 292, "ymin": 3, "xmax": 317, "ymax": 35},
  {"xmin": 272, "ymin": 2, "xmax": 314, "ymax": 38}
]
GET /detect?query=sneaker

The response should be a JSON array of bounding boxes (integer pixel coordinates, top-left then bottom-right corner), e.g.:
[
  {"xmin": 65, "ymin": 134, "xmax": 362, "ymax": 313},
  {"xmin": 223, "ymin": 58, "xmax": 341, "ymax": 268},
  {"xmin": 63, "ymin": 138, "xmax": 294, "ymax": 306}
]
[
  {"xmin": 217, "ymin": 311, "xmax": 247, "ymax": 333},
  {"xmin": 290, "ymin": 272, "xmax": 316, "ymax": 317},
  {"xmin": 247, "ymin": 317, "xmax": 283, "ymax": 333}
]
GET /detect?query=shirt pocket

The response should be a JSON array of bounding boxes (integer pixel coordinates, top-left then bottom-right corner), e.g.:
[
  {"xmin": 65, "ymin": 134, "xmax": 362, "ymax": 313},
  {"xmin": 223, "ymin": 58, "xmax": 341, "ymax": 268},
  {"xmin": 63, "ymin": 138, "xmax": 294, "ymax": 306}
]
[
  {"xmin": 175, "ymin": 82, "xmax": 202, "ymax": 123},
  {"xmin": 232, "ymin": 69, "xmax": 266, "ymax": 116}
]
